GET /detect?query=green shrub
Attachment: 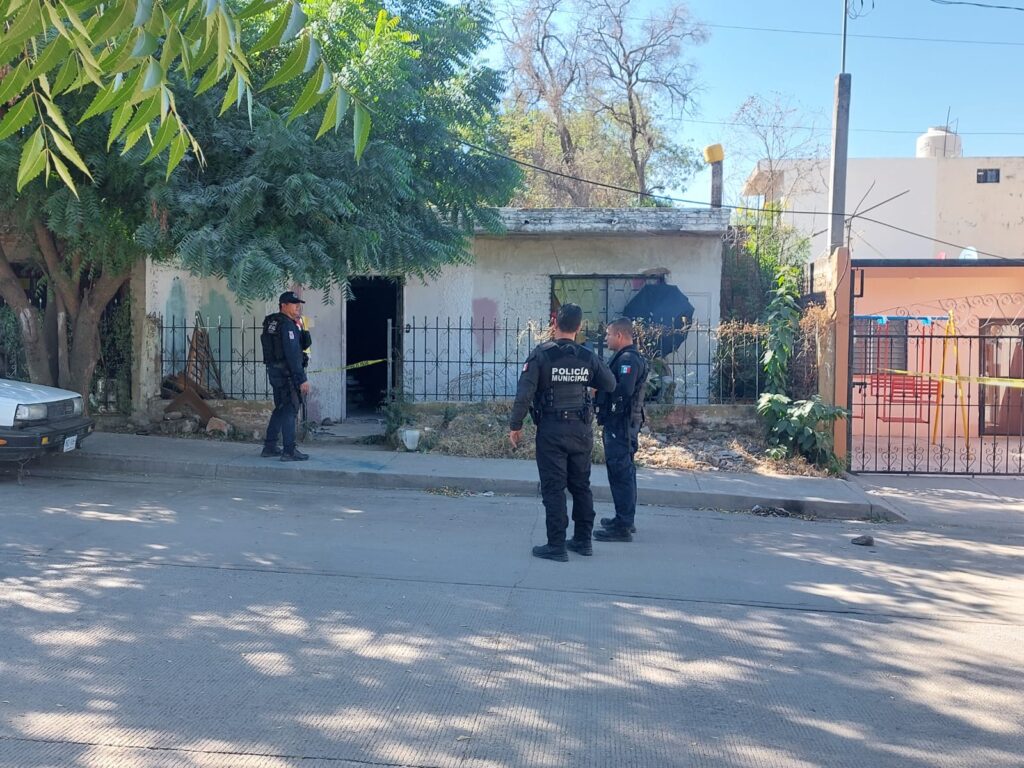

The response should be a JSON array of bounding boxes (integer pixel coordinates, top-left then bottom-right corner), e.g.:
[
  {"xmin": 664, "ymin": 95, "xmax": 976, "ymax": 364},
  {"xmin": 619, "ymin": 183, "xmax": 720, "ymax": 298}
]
[{"xmin": 757, "ymin": 393, "xmax": 848, "ymax": 470}]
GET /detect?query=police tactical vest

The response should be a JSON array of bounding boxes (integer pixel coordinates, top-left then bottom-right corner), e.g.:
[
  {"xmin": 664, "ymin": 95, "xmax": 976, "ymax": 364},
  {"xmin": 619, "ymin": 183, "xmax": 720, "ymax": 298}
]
[
  {"xmin": 261, "ymin": 313, "xmax": 287, "ymax": 367},
  {"xmin": 629, "ymin": 354, "xmax": 650, "ymax": 428},
  {"xmin": 535, "ymin": 341, "xmax": 594, "ymax": 414},
  {"xmin": 606, "ymin": 347, "xmax": 650, "ymax": 429}
]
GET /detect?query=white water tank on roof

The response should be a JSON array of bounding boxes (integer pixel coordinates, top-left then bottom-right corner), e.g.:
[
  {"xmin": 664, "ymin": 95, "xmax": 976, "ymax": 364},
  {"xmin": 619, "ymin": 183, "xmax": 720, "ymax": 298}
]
[{"xmin": 916, "ymin": 126, "xmax": 963, "ymax": 158}]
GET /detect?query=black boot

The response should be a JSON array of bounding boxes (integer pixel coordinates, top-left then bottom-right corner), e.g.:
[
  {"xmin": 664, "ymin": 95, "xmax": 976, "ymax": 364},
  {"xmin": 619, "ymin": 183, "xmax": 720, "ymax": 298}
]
[
  {"xmin": 594, "ymin": 525, "xmax": 633, "ymax": 543},
  {"xmin": 280, "ymin": 448, "xmax": 309, "ymax": 462},
  {"xmin": 566, "ymin": 538, "xmax": 593, "ymax": 556},
  {"xmin": 261, "ymin": 445, "xmax": 283, "ymax": 458},
  {"xmin": 600, "ymin": 516, "xmax": 636, "ymax": 534},
  {"xmin": 532, "ymin": 544, "xmax": 568, "ymax": 562}
]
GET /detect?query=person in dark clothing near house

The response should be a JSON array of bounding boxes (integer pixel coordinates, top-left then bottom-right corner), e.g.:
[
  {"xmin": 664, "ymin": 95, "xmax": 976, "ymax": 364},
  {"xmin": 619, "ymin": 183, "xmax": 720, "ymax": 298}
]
[
  {"xmin": 509, "ymin": 304, "xmax": 616, "ymax": 561},
  {"xmin": 594, "ymin": 318, "xmax": 649, "ymax": 542},
  {"xmin": 261, "ymin": 291, "xmax": 311, "ymax": 462}
]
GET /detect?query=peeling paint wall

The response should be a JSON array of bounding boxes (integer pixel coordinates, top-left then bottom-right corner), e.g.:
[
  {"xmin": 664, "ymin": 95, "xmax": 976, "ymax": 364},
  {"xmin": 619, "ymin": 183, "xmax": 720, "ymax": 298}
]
[
  {"xmin": 144, "ymin": 260, "xmax": 345, "ymax": 421},
  {"xmin": 138, "ymin": 227, "xmax": 725, "ymax": 414},
  {"xmin": 402, "ymin": 233, "xmax": 724, "ymax": 402}
]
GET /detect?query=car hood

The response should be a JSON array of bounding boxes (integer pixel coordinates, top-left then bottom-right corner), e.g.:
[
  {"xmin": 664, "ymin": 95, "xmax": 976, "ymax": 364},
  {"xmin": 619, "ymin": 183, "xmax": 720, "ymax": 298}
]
[{"xmin": 0, "ymin": 378, "xmax": 81, "ymax": 405}]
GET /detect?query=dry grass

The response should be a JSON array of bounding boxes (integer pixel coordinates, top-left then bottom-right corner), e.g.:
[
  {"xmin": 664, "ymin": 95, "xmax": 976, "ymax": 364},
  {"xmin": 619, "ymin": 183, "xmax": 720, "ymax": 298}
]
[{"xmin": 400, "ymin": 403, "xmax": 827, "ymax": 477}]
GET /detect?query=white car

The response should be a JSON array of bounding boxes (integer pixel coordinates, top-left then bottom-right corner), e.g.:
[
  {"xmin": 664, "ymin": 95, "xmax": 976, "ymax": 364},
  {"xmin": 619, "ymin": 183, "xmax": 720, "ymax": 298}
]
[{"xmin": 0, "ymin": 378, "xmax": 94, "ymax": 462}]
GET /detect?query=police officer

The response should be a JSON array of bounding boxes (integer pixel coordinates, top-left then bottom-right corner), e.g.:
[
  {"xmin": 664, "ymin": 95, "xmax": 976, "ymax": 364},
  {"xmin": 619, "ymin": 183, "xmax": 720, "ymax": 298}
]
[
  {"xmin": 594, "ymin": 318, "xmax": 648, "ymax": 542},
  {"xmin": 261, "ymin": 291, "xmax": 311, "ymax": 461},
  {"xmin": 509, "ymin": 304, "xmax": 615, "ymax": 562}
]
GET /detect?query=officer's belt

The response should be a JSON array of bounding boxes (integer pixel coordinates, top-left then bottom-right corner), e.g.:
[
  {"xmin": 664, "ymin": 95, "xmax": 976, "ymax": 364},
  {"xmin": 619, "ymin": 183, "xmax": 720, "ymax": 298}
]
[{"xmin": 541, "ymin": 407, "xmax": 590, "ymax": 421}]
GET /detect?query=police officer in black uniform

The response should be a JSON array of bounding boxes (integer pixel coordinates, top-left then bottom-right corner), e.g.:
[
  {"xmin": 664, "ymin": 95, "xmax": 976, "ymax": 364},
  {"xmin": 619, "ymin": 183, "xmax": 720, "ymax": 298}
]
[
  {"xmin": 261, "ymin": 291, "xmax": 311, "ymax": 462},
  {"xmin": 509, "ymin": 304, "xmax": 615, "ymax": 561},
  {"xmin": 594, "ymin": 317, "xmax": 648, "ymax": 541}
]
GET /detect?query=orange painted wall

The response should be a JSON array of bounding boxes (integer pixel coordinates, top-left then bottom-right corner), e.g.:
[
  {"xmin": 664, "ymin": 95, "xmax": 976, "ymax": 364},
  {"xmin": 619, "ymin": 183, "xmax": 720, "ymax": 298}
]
[{"xmin": 851, "ymin": 266, "xmax": 1024, "ymax": 440}]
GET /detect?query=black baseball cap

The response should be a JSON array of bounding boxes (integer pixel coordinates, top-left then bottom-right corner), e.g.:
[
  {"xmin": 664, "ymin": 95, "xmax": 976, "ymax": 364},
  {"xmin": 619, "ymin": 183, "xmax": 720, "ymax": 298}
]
[{"xmin": 279, "ymin": 291, "xmax": 305, "ymax": 305}]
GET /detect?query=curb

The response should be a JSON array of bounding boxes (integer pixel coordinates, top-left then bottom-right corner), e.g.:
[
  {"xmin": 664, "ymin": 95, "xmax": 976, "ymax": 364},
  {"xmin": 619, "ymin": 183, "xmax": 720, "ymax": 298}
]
[{"xmin": 32, "ymin": 451, "xmax": 905, "ymax": 523}]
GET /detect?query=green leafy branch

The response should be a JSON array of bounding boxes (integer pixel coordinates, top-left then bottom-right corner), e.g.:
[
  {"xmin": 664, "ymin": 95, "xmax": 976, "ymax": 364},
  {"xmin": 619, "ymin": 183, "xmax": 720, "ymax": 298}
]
[{"xmin": 0, "ymin": 0, "xmax": 411, "ymax": 192}]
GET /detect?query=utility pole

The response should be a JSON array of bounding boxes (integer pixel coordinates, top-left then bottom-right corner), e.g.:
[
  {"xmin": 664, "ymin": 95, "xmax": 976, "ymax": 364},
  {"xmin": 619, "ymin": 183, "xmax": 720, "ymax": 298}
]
[{"xmin": 827, "ymin": 0, "xmax": 852, "ymax": 255}]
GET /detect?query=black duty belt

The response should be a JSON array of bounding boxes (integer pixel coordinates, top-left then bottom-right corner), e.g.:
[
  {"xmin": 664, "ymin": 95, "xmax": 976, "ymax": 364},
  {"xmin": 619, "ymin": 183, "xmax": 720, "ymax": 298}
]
[{"xmin": 541, "ymin": 408, "xmax": 590, "ymax": 421}]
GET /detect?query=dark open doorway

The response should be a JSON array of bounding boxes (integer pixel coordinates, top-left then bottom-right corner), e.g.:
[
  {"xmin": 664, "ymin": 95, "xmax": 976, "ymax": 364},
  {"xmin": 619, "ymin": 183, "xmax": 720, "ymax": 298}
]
[{"xmin": 346, "ymin": 277, "xmax": 400, "ymax": 414}]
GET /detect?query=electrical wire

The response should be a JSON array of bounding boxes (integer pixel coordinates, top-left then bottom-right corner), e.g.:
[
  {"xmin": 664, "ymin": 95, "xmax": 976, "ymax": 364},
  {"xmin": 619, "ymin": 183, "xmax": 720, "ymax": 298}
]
[
  {"xmin": 928, "ymin": 0, "xmax": 1024, "ymax": 11},
  {"xmin": 492, "ymin": 3, "xmax": 1024, "ymax": 47},
  {"xmin": 457, "ymin": 138, "xmax": 1024, "ymax": 261},
  {"xmin": 684, "ymin": 117, "xmax": 1024, "ymax": 137},
  {"xmin": 702, "ymin": 20, "xmax": 1024, "ymax": 46}
]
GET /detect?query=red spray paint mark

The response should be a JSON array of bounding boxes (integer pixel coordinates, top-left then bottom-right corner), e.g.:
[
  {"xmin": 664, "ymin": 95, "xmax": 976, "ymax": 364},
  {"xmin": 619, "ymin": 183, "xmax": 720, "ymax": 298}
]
[{"xmin": 472, "ymin": 298, "xmax": 499, "ymax": 353}]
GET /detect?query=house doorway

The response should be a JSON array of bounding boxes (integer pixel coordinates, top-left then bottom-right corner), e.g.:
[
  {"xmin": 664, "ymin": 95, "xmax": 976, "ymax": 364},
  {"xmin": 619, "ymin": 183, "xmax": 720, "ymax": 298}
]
[
  {"xmin": 345, "ymin": 277, "xmax": 400, "ymax": 414},
  {"xmin": 980, "ymin": 319, "xmax": 1024, "ymax": 437}
]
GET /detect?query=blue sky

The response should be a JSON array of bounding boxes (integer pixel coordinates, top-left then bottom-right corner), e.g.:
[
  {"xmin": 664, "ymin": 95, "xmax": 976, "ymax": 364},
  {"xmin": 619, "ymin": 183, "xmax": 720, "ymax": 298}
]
[
  {"xmin": 684, "ymin": 0, "xmax": 1024, "ymax": 155},
  {"xmin": 490, "ymin": 0, "xmax": 1024, "ymax": 201}
]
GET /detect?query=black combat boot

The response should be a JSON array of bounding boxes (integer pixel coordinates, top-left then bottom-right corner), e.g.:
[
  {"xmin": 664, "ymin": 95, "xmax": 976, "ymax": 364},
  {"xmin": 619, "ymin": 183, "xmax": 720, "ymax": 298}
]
[
  {"xmin": 280, "ymin": 448, "xmax": 309, "ymax": 462},
  {"xmin": 532, "ymin": 544, "xmax": 569, "ymax": 562},
  {"xmin": 261, "ymin": 445, "xmax": 283, "ymax": 458},
  {"xmin": 600, "ymin": 516, "xmax": 636, "ymax": 534},
  {"xmin": 594, "ymin": 525, "xmax": 633, "ymax": 543},
  {"xmin": 566, "ymin": 538, "xmax": 593, "ymax": 556}
]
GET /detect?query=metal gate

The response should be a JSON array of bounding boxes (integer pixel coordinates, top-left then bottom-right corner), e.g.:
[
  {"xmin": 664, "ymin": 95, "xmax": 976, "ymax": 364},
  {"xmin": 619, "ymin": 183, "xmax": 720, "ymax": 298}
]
[{"xmin": 851, "ymin": 316, "xmax": 1024, "ymax": 474}]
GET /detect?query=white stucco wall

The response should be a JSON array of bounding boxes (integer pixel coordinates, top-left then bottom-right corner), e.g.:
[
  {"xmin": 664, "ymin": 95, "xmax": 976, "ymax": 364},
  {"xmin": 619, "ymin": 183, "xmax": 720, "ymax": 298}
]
[
  {"xmin": 935, "ymin": 158, "xmax": 1024, "ymax": 260},
  {"xmin": 771, "ymin": 154, "xmax": 1024, "ymax": 262},
  {"xmin": 779, "ymin": 158, "xmax": 939, "ymax": 261},
  {"xmin": 401, "ymin": 232, "xmax": 724, "ymax": 403},
  {"xmin": 144, "ymin": 260, "xmax": 346, "ymax": 421}
]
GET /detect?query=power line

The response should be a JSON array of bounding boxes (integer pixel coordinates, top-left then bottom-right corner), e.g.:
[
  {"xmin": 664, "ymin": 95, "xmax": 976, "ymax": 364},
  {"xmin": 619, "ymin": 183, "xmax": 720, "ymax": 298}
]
[
  {"xmin": 928, "ymin": 0, "xmax": 1024, "ymax": 11},
  {"xmin": 492, "ymin": 4, "xmax": 1024, "ymax": 47},
  {"xmin": 701, "ymin": 20, "xmax": 1024, "ymax": 46},
  {"xmin": 457, "ymin": 138, "xmax": 1021, "ymax": 261},
  {"xmin": 684, "ymin": 117, "xmax": 1024, "ymax": 137}
]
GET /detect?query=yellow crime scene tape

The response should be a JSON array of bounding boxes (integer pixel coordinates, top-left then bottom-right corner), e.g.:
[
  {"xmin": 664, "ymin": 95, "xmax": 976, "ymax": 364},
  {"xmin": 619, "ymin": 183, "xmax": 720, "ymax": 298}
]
[
  {"xmin": 307, "ymin": 359, "xmax": 386, "ymax": 375},
  {"xmin": 882, "ymin": 369, "xmax": 1024, "ymax": 390}
]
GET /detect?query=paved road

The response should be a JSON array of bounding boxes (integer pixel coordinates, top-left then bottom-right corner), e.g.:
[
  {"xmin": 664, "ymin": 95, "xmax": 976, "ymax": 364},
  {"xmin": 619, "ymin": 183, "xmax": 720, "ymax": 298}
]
[{"xmin": 1, "ymin": 472, "xmax": 1022, "ymax": 767}]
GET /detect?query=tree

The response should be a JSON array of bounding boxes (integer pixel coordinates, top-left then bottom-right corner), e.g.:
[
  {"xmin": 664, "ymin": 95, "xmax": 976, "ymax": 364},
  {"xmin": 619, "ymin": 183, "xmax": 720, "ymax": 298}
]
[
  {"xmin": 502, "ymin": 104, "xmax": 634, "ymax": 207},
  {"xmin": 730, "ymin": 92, "xmax": 826, "ymax": 208},
  {"xmin": 0, "ymin": 0, "xmax": 518, "ymax": 400},
  {"xmin": 501, "ymin": 0, "xmax": 589, "ymax": 205},
  {"xmin": 169, "ymin": 0, "xmax": 519, "ymax": 299},
  {"xmin": 0, "ymin": 102, "xmax": 157, "ymax": 393},
  {"xmin": 579, "ymin": 0, "xmax": 705, "ymax": 199},
  {"xmin": 0, "ymin": 0, "xmax": 413, "ymax": 192},
  {"xmin": 499, "ymin": 0, "xmax": 704, "ymax": 206}
]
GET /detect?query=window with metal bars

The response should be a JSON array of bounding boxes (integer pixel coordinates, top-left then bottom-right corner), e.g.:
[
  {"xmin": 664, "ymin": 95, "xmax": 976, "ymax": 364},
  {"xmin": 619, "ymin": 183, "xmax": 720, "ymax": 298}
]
[
  {"xmin": 853, "ymin": 318, "xmax": 909, "ymax": 375},
  {"xmin": 550, "ymin": 274, "xmax": 665, "ymax": 329}
]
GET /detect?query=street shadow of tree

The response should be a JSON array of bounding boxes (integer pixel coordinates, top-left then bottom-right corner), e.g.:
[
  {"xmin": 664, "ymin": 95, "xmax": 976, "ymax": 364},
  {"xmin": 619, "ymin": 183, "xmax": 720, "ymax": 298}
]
[{"xmin": 1, "ymin": 478, "xmax": 1022, "ymax": 767}]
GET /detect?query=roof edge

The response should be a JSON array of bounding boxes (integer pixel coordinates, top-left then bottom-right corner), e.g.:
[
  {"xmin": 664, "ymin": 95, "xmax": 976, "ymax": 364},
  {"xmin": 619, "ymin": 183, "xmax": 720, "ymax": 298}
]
[{"xmin": 479, "ymin": 207, "xmax": 730, "ymax": 236}]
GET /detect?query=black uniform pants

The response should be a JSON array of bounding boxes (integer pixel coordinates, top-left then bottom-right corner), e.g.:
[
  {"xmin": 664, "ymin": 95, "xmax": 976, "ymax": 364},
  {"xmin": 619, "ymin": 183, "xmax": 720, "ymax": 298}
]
[
  {"xmin": 535, "ymin": 419, "xmax": 595, "ymax": 547},
  {"xmin": 265, "ymin": 382, "xmax": 300, "ymax": 452},
  {"xmin": 603, "ymin": 422, "xmax": 639, "ymax": 528}
]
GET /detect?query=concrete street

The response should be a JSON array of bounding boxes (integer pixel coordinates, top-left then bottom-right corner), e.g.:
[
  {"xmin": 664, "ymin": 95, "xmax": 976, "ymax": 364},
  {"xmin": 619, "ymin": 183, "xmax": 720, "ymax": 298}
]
[{"xmin": 1, "ymin": 471, "xmax": 1023, "ymax": 767}]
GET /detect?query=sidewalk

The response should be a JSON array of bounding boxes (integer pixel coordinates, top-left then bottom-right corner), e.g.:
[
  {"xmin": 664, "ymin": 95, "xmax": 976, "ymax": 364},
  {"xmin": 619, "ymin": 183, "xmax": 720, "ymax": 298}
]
[{"xmin": 30, "ymin": 433, "xmax": 900, "ymax": 521}]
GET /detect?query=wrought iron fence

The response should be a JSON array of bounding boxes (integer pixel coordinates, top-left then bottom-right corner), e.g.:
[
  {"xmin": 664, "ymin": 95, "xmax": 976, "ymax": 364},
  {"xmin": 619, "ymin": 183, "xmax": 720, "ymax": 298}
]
[
  {"xmin": 159, "ymin": 315, "xmax": 271, "ymax": 400},
  {"xmin": 394, "ymin": 317, "xmax": 772, "ymax": 405},
  {"xmin": 851, "ymin": 322, "xmax": 1024, "ymax": 474}
]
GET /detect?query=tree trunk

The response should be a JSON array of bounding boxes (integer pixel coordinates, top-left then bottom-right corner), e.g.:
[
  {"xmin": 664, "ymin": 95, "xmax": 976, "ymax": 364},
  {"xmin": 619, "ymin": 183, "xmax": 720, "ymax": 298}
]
[
  {"xmin": 67, "ymin": 272, "xmax": 129, "ymax": 406},
  {"xmin": 0, "ymin": 242, "xmax": 54, "ymax": 385},
  {"xmin": 55, "ymin": 292, "xmax": 72, "ymax": 389},
  {"xmin": 68, "ymin": 308, "xmax": 102, "ymax": 402}
]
